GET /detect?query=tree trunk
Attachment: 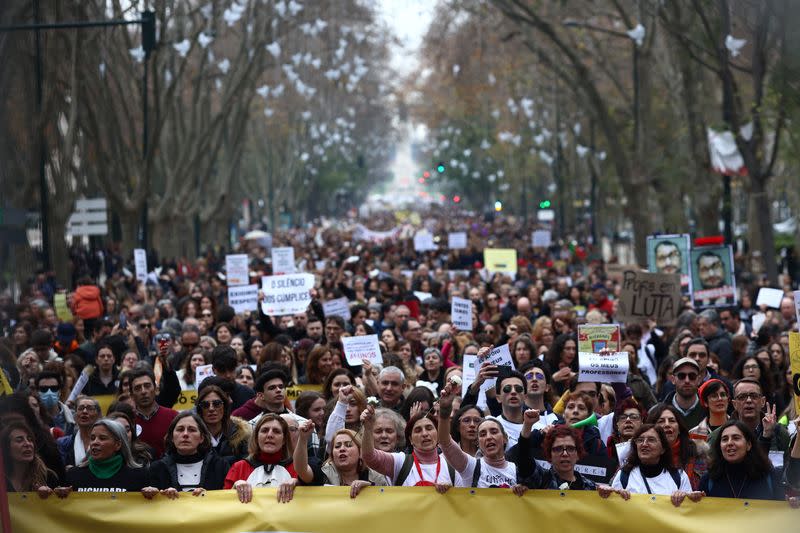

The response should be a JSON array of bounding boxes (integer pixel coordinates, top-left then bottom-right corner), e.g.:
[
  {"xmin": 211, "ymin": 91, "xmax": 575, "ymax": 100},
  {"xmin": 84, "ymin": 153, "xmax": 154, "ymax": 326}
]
[{"xmin": 747, "ymin": 178, "xmax": 778, "ymax": 283}]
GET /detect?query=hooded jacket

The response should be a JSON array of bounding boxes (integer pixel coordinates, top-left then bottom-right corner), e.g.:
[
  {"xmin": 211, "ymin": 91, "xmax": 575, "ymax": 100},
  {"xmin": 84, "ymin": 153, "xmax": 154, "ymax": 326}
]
[{"xmin": 73, "ymin": 285, "xmax": 104, "ymax": 320}]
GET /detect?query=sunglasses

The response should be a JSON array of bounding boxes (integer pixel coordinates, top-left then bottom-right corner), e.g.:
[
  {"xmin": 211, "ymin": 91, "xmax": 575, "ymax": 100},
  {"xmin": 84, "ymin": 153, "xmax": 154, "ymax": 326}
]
[
  {"xmin": 675, "ymin": 372, "xmax": 698, "ymax": 381},
  {"xmin": 524, "ymin": 371, "xmax": 545, "ymax": 381},
  {"xmin": 199, "ymin": 399, "xmax": 224, "ymax": 409},
  {"xmin": 139, "ymin": 323, "xmax": 150, "ymax": 329},
  {"xmin": 202, "ymin": 312, "xmax": 213, "ymax": 317},
  {"xmin": 38, "ymin": 385, "xmax": 60, "ymax": 393},
  {"xmin": 502, "ymin": 384, "xmax": 524, "ymax": 394}
]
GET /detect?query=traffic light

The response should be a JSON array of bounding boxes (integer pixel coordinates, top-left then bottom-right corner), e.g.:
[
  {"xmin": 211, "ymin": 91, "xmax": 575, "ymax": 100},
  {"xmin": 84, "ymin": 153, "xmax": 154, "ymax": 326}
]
[
  {"xmin": 539, "ymin": 200, "xmax": 551, "ymax": 209},
  {"xmin": 423, "ymin": 171, "xmax": 431, "ymax": 179},
  {"xmin": 453, "ymin": 195, "xmax": 461, "ymax": 203},
  {"xmin": 436, "ymin": 162, "xmax": 446, "ymax": 174}
]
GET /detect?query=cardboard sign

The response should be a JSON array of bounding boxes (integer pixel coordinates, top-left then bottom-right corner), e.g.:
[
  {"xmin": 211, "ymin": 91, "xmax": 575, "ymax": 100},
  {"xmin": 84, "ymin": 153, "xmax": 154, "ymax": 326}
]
[
  {"xmin": 789, "ymin": 332, "xmax": 800, "ymax": 415},
  {"xmin": 531, "ymin": 230, "xmax": 552, "ymax": 249},
  {"xmin": 606, "ymin": 264, "xmax": 642, "ymax": 283},
  {"xmin": 134, "ymin": 249, "xmax": 147, "ymax": 283},
  {"xmin": 228, "ymin": 284, "xmax": 259, "ymax": 314},
  {"xmin": 54, "ymin": 293, "xmax": 73, "ymax": 322},
  {"xmin": 226, "ymin": 254, "xmax": 250, "ymax": 286},
  {"xmin": 755, "ymin": 288, "xmax": 784, "ymax": 309},
  {"xmin": 616, "ymin": 270, "xmax": 682, "ymax": 326},
  {"xmin": 271, "ymin": 247, "xmax": 296, "ymax": 274},
  {"xmin": 690, "ymin": 245, "xmax": 737, "ymax": 307},
  {"xmin": 323, "ymin": 297, "xmax": 351, "ymax": 321},
  {"xmin": 342, "ymin": 334, "xmax": 381, "ymax": 365},
  {"xmin": 260, "ymin": 273, "xmax": 314, "ymax": 315},
  {"xmin": 477, "ymin": 344, "xmax": 515, "ymax": 391},
  {"xmin": 451, "ymin": 296, "xmax": 473, "ymax": 330},
  {"xmin": 577, "ymin": 324, "xmax": 621, "ymax": 353},
  {"xmin": 484, "ymin": 248, "xmax": 518, "ymax": 274},
  {"xmin": 195, "ymin": 364, "xmax": 214, "ymax": 388},
  {"xmin": 413, "ymin": 232, "xmax": 437, "ymax": 252},
  {"xmin": 448, "ymin": 232, "xmax": 468, "ymax": 250},
  {"xmin": 646, "ymin": 234, "xmax": 692, "ymax": 296},
  {"xmin": 578, "ymin": 352, "xmax": 629, "ymax": 383}
]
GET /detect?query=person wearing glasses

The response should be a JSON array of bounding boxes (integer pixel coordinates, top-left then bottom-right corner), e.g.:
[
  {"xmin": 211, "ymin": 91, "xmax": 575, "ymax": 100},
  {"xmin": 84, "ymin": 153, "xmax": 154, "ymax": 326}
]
[
  {"xmin": 708, "ymin": 378, "xmax": 790, "ymax": 455},
  {"xmin": 196, "ymin": 384, "xmax": 251, "ymax": 463},
  {"xmin": 647, "ymin": 404, "xmax": 707, "ymax": 490},
  {"xmin": 56, "ymin": 396, "xmax": 101, "ymax": 468},
  {"xmin": 145, "ymin": 412, "xmax": 230, "ymax": 497},
  {"xmin": 450, "ymin": 404, "xmax": 485, "ymax": 457},
  {"xmin": 606, "ymin": 399, "xmax": 645, "ymax": 467},
  {"xmin": 601, "ymin": 425, "xmax": 698, "ymax": 506},
  {"xmin": 437, "ymin": 382, "xmax": 520, "ymax": 488},
  {"xmin": 690, "ymin": 379, "xmax": 731, "ymax": 440},
  {"xmin": 661, "ymin": 357, "xmax": 706, "ymax": 429}
]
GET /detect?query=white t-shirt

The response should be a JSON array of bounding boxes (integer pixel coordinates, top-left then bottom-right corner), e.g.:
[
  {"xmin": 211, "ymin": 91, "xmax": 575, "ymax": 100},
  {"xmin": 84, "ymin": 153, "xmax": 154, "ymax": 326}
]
[
  {"xmin": 610, "ymin": 467, "xmax": 692, "ymax": 495},
  {"xmin": 498, "ymin": 416, "xmax": 523, "ymax": 450},
  {"xmin": 390, "ymin": 452, "xmax": 455, "ymax": 486},
  {"xmin": 455, "ymin": 456, "xmax": 517, "ymax": 488}
]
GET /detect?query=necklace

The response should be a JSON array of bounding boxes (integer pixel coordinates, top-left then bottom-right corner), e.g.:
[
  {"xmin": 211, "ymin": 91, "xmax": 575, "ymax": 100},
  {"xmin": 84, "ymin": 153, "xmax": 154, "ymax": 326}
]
[{"xmin": 726, "ymin": 473, "xmax": 747, "ymax": 498}]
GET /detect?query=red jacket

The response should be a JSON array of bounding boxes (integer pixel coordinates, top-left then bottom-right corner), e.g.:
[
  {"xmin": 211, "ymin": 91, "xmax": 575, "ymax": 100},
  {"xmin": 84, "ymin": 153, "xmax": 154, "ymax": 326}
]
[{"xmin": 73, "ymin": 285, "xmax": 104, "ymax": 319}]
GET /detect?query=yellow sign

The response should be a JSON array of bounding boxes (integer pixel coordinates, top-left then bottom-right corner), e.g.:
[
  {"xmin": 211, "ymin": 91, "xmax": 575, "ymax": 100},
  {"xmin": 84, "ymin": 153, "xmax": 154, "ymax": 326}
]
[
  {"xmin": 0, "ymin": 367, "xmax": 12, "ymax": 395},
  {"xmin": 8, "ymin": 488, "xmax": 795, "ymax": 533},
  {"xmin": 286, "ymin": 384, "xmax": 323, "ymax": 404},
  {"xmin": 54, "ymin": 293, "xmax": 73, "ymax": 322},
  {"xmin": 95, "ymin": 391, "xmax": 198, "ymax": 416},
  {"xmin": 484, "ymin": 248, "xmax": 518, "ymax": 274},
  {"xmin": 789, "ymin": 332, "xmax": 800, "ymax": 414}
]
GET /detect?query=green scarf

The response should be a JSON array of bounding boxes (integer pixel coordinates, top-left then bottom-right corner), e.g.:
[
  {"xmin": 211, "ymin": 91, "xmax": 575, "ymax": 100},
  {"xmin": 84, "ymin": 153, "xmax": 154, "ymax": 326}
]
[{"xmin": 88, "ymin": 453, "xmax": 124, "ymax": 479}]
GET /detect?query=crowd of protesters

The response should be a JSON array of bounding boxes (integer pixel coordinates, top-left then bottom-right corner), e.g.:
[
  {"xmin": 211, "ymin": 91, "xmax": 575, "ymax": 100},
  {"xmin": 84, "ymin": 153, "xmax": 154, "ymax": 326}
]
[{"xmin": 1, "ymin": 211, "xmax": 799, "ymax": 511}]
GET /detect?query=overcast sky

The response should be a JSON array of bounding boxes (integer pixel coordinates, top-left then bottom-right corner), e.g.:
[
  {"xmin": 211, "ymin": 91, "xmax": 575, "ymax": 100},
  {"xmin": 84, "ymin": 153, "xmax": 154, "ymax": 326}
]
[{"xmin": 377, "ymin": 0, "xmax": 435, "ymax": 77}]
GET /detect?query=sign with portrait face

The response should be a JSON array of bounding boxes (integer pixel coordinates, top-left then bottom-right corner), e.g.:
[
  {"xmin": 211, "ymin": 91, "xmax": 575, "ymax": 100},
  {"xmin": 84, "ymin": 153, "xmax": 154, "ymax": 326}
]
[
  {"xmin": 689, "ymin": 245, "xmax": 737, "ymax": 308},
  {"xmin": 646, "ymin": 234, "xmax": 692, "ymax": 296}
]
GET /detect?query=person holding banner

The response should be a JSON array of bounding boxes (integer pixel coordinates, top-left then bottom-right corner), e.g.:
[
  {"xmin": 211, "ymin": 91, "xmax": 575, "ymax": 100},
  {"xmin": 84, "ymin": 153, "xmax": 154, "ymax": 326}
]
[
  {"xmin": 2, "ymin": 419, "xmax": 59, "ymax": 493},
  {"xmin": 606, "ymin": 424, "xmax": 697, "ymax": 505},
  {"xmin": 437, "ymin": 381, "xmax": 520, "ymax": 488},
  {"xmin": 360, "ymin": 404, "xmax": 457, "ymax": 488},
  {"xmin": 647, "ymin": 404, "xmax": 707, "ymax": 489},
  {"xmin": 145, "ymin": 412, "xmax": 230, "ymax": 497}
]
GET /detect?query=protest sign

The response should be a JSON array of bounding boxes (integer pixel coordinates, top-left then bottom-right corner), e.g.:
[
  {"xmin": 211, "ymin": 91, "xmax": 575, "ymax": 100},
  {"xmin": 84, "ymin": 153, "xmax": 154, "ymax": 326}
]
[
  {"xmin": 323, "ymin": 297, "xmax": 351, "ymax": 321},
  {"xmin": 752, "ymin": 312, "xmax": 767, "ymax": 334},
  {"xmin": 690, "ymin": 245, "xmax": 736, "ymax": 307},
  {"xmin": 606, "ymin": 264, "xmax": 643, "ymax": 283},
  {"xmin": 134, "ymin": 249, "xmax": 147, "ymax": 282},
  {"xmin": 195, "ymin": 364, "xmax": 214, "ymax": 388},
  {"xmin": 413, "ymin": 291, "xmax": 433, "ymax": 302},
  {"xmin": 451, "ymin": 296, "xmax": 473, "ymax": 330},
  {"xmin": 342, "ymin": 334, "xmax": 382, "ymax": 365},
  {"xmin": 646, "ymin": 234, "xmax": 692, "ymax": 296},
  {"xmin": 790, "ymin": 332, "xmax": 800, "ymax": 414},
  {"xmin": 226, "ymin": 254, "xmax": 249, "ymax": 286},
  {"xmin": 448, "ymin": 231, "xmax": 468, "ymax": 250},
  {"xmin": 477, "ymin": 344, "xmax": 515, "ymax": 391},
  {"xmin": 755, "ymin": 288, "xmax": 784, "ymax": 309},
  {"xmin": 577, "ymin": 324, "xmax": 621, "ymax": 353},
  {"xmin": 413, "ymin": 231, "xmax": 437, "ymax": 252},
  {"xmin": 271, "ymin": 247, "xmax": 296, "ymax": 274},
  {"xmin": 616, "ymin": 270, "xmax": 682, "ymax": 326},
  {"xmin": 54, "ymin": 293, "xmax": 73, "ymax": 322},
  {"xmin": 578, "ymin": 352, "xmax": 629, "ymax": 383},
  {"xmin": 260, "ymin": 273, "xmax": 314, "ymax": 315},
  {"xmin": 531, "ymin": 230, "xmax": 552, "ymax": 249},
  {"xmin": 483, "ymin": 248, "xmax": 518, "ymax": 274},
  {"xmin": 228, "ymin": 284, "xmax": 259, "ymax": 314}
]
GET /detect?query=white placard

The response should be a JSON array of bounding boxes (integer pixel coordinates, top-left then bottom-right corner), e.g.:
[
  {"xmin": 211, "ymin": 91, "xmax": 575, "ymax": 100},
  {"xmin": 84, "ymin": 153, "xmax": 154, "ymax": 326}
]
[
  {"xmin": 448, "ymin": 231, "xmax": 467, "ymax": 250},
  {"xmin": 226, "ymin": 254, "xmax": 249, "ymax": 286},
  {"xmin": 756, "ymin": 288, "xmax": 784, "ymax": 309},
  {"xmin": 133, "ymin": 249, "xmax": 147, "ymax": 283},
  {"xmin": 260, "ymin": 273, "xmax": 314, "ymax": 315},
  {"xmin": 228, "ymin": 284, "xmax": 259, "ymax": 314},
  {"xmin": 271, "ymin": 247, "xmax": 296, "ymax": 274},
  {"xmin": 478, "ymin": 344, "xmax": 515, "ymax": 391},
  {"xmin": 323, "ymin": 297, "xmax": 351, "ymax": 321},
  {"xmin": 615, "ymin": 441, "xmax": 632, "ymax": 465},
  {"xmin": 413, "ymin": 291, "xmax": 433, "ymax": 302},
  {"xmin": 451, "ymin": 296, "xmax": 473, "ymax": 330},
  {"xmin": 315, "ymin": 260, "xmax": 327, "ymax": 272},
  {"xmin": 531, "ymin": 230, "xmax": 552, "ymax": 248},
  {"xmin": 413, "ymin": 232, "xmax": 436, "ymax": 252},
  {"xmin": 751, "ymin": 312, "xmax": 767, "ymax": 334},
  {"xmin": 794, "ymin": 290, "xmax": 800, "ymax": 327},
  {"xmin": 195, "ymin": 364, "xmax": 214, "ymax": 388},
  {"xmin": 342, "ymin": 334, "xmax": 381, "ymax": 365},
  {"xmin": 768, "ymin": 450, "xmax": 784, "ymax": 469},
  {"xmin": 578, "ymin": 352, "xmax": 629, "ymax": 383}
]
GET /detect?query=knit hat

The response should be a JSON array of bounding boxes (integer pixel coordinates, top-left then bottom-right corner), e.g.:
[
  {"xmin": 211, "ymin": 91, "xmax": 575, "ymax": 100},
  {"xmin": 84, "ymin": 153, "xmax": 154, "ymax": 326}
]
[{"xmin": 697, "ymin": 378, "xmax": 728, "ymax": 409}]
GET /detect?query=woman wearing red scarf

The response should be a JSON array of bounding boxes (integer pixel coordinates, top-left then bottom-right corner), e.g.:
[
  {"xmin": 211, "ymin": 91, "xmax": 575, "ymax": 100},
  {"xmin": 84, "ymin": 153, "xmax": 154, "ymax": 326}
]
[
  {"xmin": 647, "ymin": 404, "xmax": 707, "ymax": 490},
  {"xmin": 224, "ymin": 414, "xmax": 313, "ymax": 503}
]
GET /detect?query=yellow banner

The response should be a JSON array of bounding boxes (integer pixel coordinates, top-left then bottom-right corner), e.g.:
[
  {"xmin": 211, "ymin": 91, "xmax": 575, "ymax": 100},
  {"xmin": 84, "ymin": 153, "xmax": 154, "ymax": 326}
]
[
  {"xmin": 8, "ymin": 488, "xmax": 794, "ymax": 533},
  {"xmin": 484, "ymin": 248, "xmax": 518, "ymax": 274},
  {"xmin": 95, "ymin": 391, "xmax": 197, "ymax": 416},
  {"xmin": 790, "ymin": 332, "xmax": 800, "ymax": 414},
  {"xmin": 286, "ymin": 384, "xmax": 323, "ymax": 404}
]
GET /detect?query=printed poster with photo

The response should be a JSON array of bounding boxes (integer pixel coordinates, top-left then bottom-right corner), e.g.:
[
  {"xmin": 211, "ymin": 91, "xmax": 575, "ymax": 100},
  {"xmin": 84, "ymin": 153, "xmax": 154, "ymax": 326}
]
[
  {"xmin": 646, "ymin": 234, "xmax": 692, "ymax": 297},
  {"xmin": 690, "ymin": 245, "xmax": 737, "ymax": 308}
]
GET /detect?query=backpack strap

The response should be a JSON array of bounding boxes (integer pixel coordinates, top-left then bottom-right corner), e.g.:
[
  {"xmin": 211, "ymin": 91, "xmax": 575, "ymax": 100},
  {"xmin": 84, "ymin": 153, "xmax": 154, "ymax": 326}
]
[
  {"xmin": 394, "ymin": 454, "xmax": 414, "ymax": 486},
  {"xmin": 447, "ymin": 462, "xmax": 456, "ymax": 485},
  {"xmin": 668, "ymin": 469, "xmax": 681, "ymax": 489},
  {"xmin": 471, "ymin": 459, "xmax": 482, "ymax": 488},
  {"xmin": 620, "ymin": 469, "xmax": 630, "ymax": 489}
]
